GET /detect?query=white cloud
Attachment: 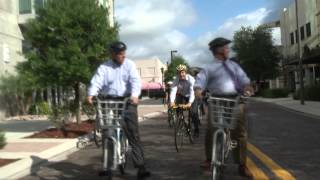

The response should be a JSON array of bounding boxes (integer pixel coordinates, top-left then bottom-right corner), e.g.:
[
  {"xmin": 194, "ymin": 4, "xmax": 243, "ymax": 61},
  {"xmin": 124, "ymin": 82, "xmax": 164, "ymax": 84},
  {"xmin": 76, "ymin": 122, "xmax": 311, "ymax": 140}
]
[
  {"xmin": 182, "ymin": 8, "xmax": 271, "ymax": 67},
  {"xmin": 115, "ymin": 0, "xmax": 196, "ymax": 62},
  {"xmin": 115, "ymin": 2, "xmax": 273, "ymax": 67}
]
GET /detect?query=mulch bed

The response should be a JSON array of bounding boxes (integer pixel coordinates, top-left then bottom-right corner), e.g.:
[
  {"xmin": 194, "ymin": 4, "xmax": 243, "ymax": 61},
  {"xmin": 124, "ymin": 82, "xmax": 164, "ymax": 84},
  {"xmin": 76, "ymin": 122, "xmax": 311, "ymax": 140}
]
[
  {"xmin": 25, "ymin": 120, "xmax": 95, "ymax": 138},
  {"xmin": 0, "ymin": 158, "xmax": 20, "ymax": 167}
]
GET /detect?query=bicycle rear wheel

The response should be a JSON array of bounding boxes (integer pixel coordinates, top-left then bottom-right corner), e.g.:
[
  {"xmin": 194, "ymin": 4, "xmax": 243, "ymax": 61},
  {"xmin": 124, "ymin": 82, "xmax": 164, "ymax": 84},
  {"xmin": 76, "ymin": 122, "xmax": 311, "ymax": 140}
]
[
  {"xmin": 174, "ymin": 116, "xmax": 185, "ymax": 152},
  {"xmin": 197, "ymin": 104, "xmax": 204, "ymax": 124},
  {"xmin": 211, "ymin": 134, "xmax": 224, "ymax": 180}
]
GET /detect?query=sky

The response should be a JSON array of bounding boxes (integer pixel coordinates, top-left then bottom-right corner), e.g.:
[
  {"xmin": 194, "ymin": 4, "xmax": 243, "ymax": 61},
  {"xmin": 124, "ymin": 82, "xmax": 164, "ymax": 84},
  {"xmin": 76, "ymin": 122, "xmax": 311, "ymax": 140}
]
[{"xmin": 115, "ymin": 0, "xmax": 294, "ymax": 67}]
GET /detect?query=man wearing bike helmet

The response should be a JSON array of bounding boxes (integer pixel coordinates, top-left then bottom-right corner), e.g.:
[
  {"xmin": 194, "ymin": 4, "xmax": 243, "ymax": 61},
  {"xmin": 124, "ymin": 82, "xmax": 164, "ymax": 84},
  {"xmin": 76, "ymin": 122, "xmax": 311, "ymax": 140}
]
[
  {"xmin": 194, "ymin": 37, "xmax": 254, "ymax": 178},
  {"xmin": 87, "ymin": 41, "xmax": 151, "ymax": 179},
  {"xmin": 170, "ymin": 64, "xmax": 199, "ymax": 136}
]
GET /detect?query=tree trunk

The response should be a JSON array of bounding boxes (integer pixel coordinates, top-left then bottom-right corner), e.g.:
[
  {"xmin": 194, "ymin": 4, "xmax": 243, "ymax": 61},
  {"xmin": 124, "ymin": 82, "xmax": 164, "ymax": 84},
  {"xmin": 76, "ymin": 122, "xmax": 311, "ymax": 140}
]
[
  {"xmin": 47, "ymin": 87, "xmax": 52, "ymax": 107},
  {"xmin": 74, "ymin": 82, "xmax": 81, "ymax": 124}
]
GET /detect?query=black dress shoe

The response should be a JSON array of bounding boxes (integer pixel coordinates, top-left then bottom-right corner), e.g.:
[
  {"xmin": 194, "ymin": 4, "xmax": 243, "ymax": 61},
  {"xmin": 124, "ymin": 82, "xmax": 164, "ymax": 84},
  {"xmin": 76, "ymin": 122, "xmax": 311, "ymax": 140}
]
[
  {"xmin": 98, "ymin": 170, "xmax": 112, "ymax": 177},
  {"xmin": 194, "ymin": 128, "xmax": 200, "ymax": 137},
  {"xmin": 137, "ymin": 166, "xmax": 151, "ymax": 179}
]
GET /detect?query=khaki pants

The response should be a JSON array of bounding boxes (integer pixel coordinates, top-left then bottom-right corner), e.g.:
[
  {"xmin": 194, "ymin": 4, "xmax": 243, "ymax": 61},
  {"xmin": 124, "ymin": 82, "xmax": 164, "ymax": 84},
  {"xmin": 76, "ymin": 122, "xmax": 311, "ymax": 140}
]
[{"xmin": 205, "ymin": 103, "xmax": 247, "ymax": 165}]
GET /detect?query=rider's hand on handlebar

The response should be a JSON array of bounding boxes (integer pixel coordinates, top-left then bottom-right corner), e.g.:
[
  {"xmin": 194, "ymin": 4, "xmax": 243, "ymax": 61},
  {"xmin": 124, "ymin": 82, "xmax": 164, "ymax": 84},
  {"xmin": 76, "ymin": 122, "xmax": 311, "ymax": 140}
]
[
  {"xmin": 131, "ymin": 96, "xmax": 139, "ymax": 105},
  {"xmin": 170, "ymin": 102, "xmax": 175, "ymax": 108},
  {"xmin": 185, "ymin": 103, "xmax": 192, "ymax": 108},
  {"xmin": 87, "ymin": 96, "xmax": 94, "ymax": 105},
  {"xmin": 243, "ymin": 85, "xmax": 254, "ymax": 97}
]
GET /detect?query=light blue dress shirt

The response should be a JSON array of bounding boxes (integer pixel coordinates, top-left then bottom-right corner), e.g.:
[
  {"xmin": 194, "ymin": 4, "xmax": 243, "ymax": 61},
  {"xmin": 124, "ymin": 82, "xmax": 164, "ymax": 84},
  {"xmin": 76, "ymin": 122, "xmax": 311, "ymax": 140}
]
[
  {"xmin": 88, "ymin": 58, "xmax": 141, "ymax": 97},
  {"xmin": 195, "ymin": 58, "xmax": 250, "ymax": 95}
]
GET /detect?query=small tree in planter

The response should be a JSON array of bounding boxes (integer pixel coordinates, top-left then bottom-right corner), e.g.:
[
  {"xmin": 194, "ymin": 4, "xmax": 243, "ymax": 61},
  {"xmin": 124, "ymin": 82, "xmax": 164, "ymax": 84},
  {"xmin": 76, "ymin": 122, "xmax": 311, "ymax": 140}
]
[
  {"xmin": 0, "ymin": 130, "xmax": 6, "ymax": 149},
  {"xmin": 49, "ymin": 98, "xmax": 77, "ymax": 133}
]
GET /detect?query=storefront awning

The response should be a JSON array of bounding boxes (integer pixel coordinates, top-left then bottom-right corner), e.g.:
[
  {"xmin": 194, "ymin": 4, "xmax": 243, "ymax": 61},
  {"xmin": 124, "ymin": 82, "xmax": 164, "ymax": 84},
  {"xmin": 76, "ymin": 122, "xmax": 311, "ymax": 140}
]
[{"xmin": 141, "ymin": 82, "xmax": 164, "ymax": 90}]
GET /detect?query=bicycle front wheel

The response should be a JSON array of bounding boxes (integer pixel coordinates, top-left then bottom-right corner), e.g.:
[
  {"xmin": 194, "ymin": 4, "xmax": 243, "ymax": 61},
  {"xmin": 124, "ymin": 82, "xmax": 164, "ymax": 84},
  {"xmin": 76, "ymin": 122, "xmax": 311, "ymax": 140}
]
[
  {"xmin": 188, "ymin": 117, "xmax": 195, "ymax": 144},
  {"xmin": 211, "ymin": 134, "xmax": 224, "ymax": 180},
  {"xmin": 197, "ymin": 105, "xmax": 203, "ymax": 124},
  {"xmin": 174, "ymin": 117, "xmax": 184, "ymax": 152},
  {"xmin": 93, "ymin": 128, "xmax": 102, "ymax": 148},
  {"xmin": 119, "ymin": 135, "xmax": 129, "ymax": 175},
  {"xmin": 167, "ymin": 109, "xmax": 174, "ymax": 128}
]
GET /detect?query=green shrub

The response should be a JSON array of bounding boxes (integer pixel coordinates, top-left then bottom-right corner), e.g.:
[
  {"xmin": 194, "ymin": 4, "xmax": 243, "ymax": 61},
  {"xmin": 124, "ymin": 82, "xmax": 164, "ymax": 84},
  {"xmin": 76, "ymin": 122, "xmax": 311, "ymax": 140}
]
[
  {"xmin": 29, "ymin": 101, "xmax": 52, "ymax": 115},
  {"xmin": 260, "ymin": 88, "xmax": 290, "ymax": 98},
  {"xmin": 294, "ymin": 84, "xmax": 320, "ymax": 101},
  {"xmin": 0, "ymin": 130, "xmax": 6, "ymax": 149}
]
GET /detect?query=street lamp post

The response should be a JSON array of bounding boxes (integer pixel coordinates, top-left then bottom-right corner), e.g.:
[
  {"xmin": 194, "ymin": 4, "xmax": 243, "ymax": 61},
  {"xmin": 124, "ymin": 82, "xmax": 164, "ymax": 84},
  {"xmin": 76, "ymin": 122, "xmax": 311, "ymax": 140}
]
[
  {"xmin": 170, "ymin": 50, "xmax": 178, "ymax": 63},
  {"xmin": 160, "ymin": 67, "xmax": 165, "ymax": 105},
  {"xmin": 295, "ymin": 0, "xmax": 305, "ymax": 105},
  {"xmin": 160, "ymin": 67, "xmax": 164, "ymax": 87}
]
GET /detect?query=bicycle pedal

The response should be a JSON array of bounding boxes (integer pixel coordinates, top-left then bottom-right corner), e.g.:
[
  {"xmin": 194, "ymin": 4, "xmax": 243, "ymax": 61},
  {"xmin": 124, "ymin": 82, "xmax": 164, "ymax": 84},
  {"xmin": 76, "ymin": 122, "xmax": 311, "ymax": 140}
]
[{"xmin": 230, "ymin": 140, "xmax": 237, "ymax": 148}]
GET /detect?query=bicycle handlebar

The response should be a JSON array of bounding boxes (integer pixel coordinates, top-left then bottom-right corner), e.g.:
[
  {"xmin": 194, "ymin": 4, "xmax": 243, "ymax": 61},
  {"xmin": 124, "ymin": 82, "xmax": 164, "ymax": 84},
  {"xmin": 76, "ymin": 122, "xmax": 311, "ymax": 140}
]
[{"xmin": 171, "ymin": 104, "xmax": 190, "ymax": 110}]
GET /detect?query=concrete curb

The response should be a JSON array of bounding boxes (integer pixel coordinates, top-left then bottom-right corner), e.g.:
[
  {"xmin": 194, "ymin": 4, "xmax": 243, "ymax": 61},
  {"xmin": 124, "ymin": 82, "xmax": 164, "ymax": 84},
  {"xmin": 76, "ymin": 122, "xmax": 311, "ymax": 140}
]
[{"xmin": 0, "ymin": 138, "xmax": 81, "ymax": 180}]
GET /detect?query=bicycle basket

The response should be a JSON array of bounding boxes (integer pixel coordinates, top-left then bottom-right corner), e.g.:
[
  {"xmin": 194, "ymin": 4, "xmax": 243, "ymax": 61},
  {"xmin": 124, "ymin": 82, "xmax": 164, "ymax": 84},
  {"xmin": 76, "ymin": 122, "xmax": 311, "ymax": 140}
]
[
  {"xmin": 96, "ymin": 98, "xmax": 127, "ymax": 129},
  {"xmin": 208, "ymin": 97, "xmax": 240, "ymax": 129}
]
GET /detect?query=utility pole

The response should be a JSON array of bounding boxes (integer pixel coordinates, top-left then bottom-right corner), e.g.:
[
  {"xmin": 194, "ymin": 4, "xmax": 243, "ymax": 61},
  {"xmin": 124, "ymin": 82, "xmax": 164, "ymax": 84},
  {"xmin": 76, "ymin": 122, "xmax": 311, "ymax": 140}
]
[{"xmin": 295, "ymin": 0, "xmax": 305, "ymax": 105}]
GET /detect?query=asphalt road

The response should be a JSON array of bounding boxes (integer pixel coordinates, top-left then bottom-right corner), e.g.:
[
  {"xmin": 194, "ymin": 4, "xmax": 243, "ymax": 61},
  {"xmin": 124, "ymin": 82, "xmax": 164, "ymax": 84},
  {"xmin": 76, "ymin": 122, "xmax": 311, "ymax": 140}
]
[{"xmin": 20, "ymin": 100, "xmax": 320, "ymax": 180}]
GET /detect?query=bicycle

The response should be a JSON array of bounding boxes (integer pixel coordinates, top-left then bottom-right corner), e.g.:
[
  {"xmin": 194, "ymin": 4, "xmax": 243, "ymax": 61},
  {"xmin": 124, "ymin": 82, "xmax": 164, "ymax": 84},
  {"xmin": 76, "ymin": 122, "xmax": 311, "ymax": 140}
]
[
  {"xmin": 172, "ymin": 104, "xmax": 195, "ymax": 152},
  {"xmin": 208, "ymin": 96, "xmax": 247, "ymax": 180},
  {"xmin": 95, "ymin": 96, "xmax": 130, "ymax": 179},
  {"xmin": 196, "ymin": 99, "xmax": 204, "ymax": 124},
  {"xmin": 167, "ymin": 106, "xmax": 177, "ymax": 128}
]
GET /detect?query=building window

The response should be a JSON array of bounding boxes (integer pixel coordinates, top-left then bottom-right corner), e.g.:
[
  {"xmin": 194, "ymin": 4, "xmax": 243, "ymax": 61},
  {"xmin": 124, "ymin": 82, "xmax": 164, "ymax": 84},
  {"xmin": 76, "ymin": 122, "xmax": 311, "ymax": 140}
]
[
  {"xmin": 300, "ymin": 26, "xmax": 305, "ymax": 40},
  {"xmin": 295, "ymin": 30, "xmax": 299, "ymax": 43},
  {"xmin": 35, "ymin": 0, "xmax": 46, "ymax": 12},
  {"xmin": 306, "ymin": 22, "xmax": 311, "ymax": 37},
  {"xmin": 2, "ymin": 43, "xmax": 10, "ymax": 63},
  {"xmin": 290, "ymin": 32, "xmax": 294, "ymax": 45},
  {"xmin": 137, "ymin": 68, "xmax": 141, "ymax": 76},
  {"xmin": 147, "ymin": 67, "xmax": 155, "ymax": 75},
  {"xmin": 19, "ymin": 0, "xmax": 32, "ymax": 14}
]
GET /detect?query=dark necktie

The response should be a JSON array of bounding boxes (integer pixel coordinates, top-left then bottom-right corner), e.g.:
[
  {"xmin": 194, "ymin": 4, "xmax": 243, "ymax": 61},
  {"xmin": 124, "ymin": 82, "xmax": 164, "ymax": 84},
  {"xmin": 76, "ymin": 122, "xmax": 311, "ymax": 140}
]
[{"xmin": 222, "ymin": 62, "xmax": 242, "ymax": 94}]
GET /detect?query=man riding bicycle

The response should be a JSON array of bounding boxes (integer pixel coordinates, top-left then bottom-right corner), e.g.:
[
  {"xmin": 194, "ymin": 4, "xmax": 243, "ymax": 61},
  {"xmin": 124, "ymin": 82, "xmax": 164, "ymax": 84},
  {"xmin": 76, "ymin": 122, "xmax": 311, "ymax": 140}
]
[
  {"xmin": 170, "ymin": 64, "xmax": 199, "ymax": 137},
  {"xmin": 87, "ymin": 41, "xmax": 151, "ymax": 179},
  {"xmin": 194, "ymin": 37, "xmax": 254, "ymax": 178}
]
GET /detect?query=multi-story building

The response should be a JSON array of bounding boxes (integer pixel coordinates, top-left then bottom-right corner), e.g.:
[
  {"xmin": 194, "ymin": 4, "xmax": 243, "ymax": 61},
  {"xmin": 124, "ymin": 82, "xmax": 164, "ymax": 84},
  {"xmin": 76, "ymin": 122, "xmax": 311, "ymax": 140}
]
[
  {"xmin": 280, "ymin": 0, "xmax": 320, "ymax": 91},
  {"xmin": 0, "ymin": 0, "xmax": 114, "ymax": 119},
  {"xmin": 134, "ymin": 58, "xmax": 167, "ymax": 84},
  {"xmin": 0, "ymin": 0, "xmax": 114, "ymax": 76}
]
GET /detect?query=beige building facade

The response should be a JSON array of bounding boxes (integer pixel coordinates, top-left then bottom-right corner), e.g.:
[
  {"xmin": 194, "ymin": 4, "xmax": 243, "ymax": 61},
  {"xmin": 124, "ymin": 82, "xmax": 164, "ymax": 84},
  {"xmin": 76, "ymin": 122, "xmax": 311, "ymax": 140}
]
[
  {"xmin": 280, "ymin": 0, "xmax": 320, "ymax": 91},
  {"xmin": 134, "ymin": 58, "xmax": 167, "ymax": 84}
]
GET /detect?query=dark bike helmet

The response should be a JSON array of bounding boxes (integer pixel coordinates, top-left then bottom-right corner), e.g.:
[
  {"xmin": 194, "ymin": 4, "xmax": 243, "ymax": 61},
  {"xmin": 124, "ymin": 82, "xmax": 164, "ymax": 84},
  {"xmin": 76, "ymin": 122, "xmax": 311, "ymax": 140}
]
[
  {"xmin": 109, "ymin": 41, "xmax": 127, "ymax": 53},
  {"xmin": 208, "ymin": 37, "xmax": 231, "ymax": 52}
]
